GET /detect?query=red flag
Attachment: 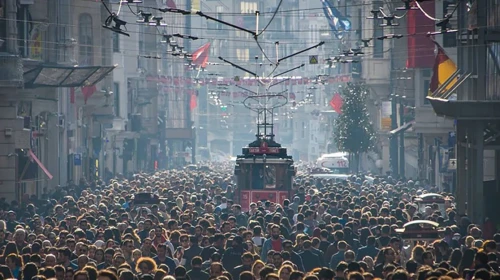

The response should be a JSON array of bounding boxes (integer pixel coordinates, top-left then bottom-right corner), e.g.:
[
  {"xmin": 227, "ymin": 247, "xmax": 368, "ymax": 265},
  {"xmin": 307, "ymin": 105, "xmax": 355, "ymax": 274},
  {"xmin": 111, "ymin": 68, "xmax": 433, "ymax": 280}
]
[
  {"xmin": 329, "ymin": 93, "xmax": 343, "ymax": 114},
  {"xmin": 190, "ymin": 91, "xmax": 197, "ymax": 111},
  {"xmin": 82, "ymin": 85, "xmax": 97, "ymax": 104},
  {"xmin": 192, "ymin": 43, "xmax": 211, "ymax": 68},
  {"xmin": 70, "ymin": 88, "xmax": 75, "ymax": 104},
  {"xmin": 165, "ymin": 0, "xmax": 176, "ymax": 8},
  {"xmin": 406, "ymin": 0, "xmax": 435, "ymax": 68}
]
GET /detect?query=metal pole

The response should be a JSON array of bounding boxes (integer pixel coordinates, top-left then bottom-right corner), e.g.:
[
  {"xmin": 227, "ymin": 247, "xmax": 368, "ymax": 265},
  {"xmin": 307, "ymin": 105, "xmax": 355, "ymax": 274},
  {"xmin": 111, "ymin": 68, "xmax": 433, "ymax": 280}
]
[
  {"xmin": 418, "ymin": 133, "xmax": 424, "ymax": 179},
  {"xmin": 390, "ymin": 96, "xmax": 399, "ymax": 177},
  {"xmin": 399, "ymin": 99, "xmax": 405, "ymax": 177}
]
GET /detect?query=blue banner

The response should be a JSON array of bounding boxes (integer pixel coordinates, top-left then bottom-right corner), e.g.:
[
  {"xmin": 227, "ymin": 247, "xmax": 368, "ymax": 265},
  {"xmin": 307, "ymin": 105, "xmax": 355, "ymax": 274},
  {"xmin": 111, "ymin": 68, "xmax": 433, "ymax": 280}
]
[{"xmin": 321, "ymin": 0, "xmax": 351, "ymax": 39}]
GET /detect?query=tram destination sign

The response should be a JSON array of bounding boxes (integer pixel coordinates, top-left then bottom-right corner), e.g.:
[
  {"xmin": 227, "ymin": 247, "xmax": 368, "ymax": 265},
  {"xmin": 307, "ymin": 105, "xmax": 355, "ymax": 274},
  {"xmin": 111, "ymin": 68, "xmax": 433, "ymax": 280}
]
[{"xmin": 249, "ymin": 147, "xmax": 279, "ymax": 154}]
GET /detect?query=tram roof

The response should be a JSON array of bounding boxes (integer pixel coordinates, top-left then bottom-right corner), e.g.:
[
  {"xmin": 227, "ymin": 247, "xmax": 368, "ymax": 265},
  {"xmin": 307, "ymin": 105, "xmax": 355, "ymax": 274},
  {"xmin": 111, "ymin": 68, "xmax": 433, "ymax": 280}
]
[{"xmin": 236, "ymin": 158, "xmax": 294, "ymax": 164}]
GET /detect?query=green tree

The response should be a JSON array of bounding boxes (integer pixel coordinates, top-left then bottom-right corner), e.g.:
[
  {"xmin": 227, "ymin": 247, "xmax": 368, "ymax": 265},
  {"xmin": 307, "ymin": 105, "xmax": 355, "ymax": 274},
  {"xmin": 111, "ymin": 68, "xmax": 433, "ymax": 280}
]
[{"xmin": 333, "ymin": 82, "xmax": 376, "ymax": 172}]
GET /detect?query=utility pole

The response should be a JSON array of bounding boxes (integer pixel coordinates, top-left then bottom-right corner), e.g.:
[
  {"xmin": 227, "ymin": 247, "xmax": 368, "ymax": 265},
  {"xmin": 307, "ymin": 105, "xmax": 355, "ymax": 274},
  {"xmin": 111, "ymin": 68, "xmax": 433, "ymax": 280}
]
[
  {"xmin": 399, "ymin": 97, "xmax": 405, "ymax": 177},
  {"xmin": 185, "ymin": 0, "xmax": 196, "ymax": 164},
  {"xmin": 390, "ymin": 94, "xmax": 399, "ymax": 177}
]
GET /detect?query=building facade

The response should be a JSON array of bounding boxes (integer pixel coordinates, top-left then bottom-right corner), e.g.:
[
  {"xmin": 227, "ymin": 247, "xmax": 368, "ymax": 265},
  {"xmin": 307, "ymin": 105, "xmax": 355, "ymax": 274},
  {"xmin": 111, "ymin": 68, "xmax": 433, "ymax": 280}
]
[{"xmin": 0, "ymin": 0, "xmax": 114, "ymax": 201}]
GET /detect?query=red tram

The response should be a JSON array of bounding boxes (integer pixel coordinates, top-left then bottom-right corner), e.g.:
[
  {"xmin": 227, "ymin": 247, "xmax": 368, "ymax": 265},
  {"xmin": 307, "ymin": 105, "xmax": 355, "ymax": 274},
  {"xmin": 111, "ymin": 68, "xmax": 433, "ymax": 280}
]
[{"xmin": 234, "ymin": 136, "xmax": 296, "ymax": 211}]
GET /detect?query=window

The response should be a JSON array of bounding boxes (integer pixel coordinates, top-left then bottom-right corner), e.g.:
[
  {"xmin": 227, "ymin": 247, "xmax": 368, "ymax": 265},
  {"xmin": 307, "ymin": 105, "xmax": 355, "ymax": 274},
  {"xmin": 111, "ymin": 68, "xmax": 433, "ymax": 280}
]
[
  {"xmin": 78, "ymin": 14, "xmax": 93, "ymax": 65},
  {"xmin": 208, "ymin": 6, "xmax": 223, "ymax": 30},
  {"xmin": 372, "ymin": 1, "xmax": 384, "ymax": 58},
  {"xmin": 240, "ymin": 2, "xmax": 257, "ymax": 13},
  {"xmin": 113, "ymin": 82, "xmax": 120, "ymax": 117},
  {"xmin": 442, "ymin": 1, "xmax": 457, "ymax": 48},
  {"xmin": 236, "ymin": 48, "xmax": 249, "ymax": 61},
  {"xmin": 113, "ymin": 32, "xmax": 120, "ymax": 52}
]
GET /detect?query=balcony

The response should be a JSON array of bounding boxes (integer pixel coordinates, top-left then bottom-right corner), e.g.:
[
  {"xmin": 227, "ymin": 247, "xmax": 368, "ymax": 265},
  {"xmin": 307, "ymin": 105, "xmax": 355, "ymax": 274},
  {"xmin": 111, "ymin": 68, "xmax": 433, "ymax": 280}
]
[{"xmin": 0, "ymin": 54, "xmax": 23, "ymax": 88}]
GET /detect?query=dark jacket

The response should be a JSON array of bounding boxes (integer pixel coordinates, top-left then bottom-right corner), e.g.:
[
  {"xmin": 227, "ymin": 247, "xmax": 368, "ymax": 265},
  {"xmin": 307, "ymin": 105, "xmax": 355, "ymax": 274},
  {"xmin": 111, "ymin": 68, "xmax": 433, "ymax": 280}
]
[
  {"xmin": 187, "ymin": 268, "xmax": 210, "ymax": 280},
  {"xmin": 329, "ymin": 251, "xmax": 345, "ymax": 270},
  {"xmin": 231, "ymin": 264, "xmax": 252, "ymax": 280},
  {"xmin": 184, "ymin": 245, "xmax": 203, "ymax": 270},
  {"xmin": 289, "ymin": 250, "xmax": 305, "ymax": 272},
  {"xmin": 153, "ymin": 255, "xmax": 177, "ymax": 275},
  {"xmin": 300, "ymin": 250, "xmax": 322, "ymax": 272},
  {"xmin": 222, "ymin": 246, "xmax": 245, "ymax": 271},
  {"xmin": 311, "ymin": 247, "xmax": 326, "ymax": 268},
  {"xmin": 356, "ymin": 245, "xmax": 380, "ymax": 261}
]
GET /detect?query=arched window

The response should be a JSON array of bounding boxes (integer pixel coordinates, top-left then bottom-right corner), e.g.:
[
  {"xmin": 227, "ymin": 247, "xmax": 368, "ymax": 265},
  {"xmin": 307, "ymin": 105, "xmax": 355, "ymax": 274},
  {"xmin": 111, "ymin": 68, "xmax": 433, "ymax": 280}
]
[{"xmin": 78, "ymin": 13, "xmax": 93, "ymax": 65}]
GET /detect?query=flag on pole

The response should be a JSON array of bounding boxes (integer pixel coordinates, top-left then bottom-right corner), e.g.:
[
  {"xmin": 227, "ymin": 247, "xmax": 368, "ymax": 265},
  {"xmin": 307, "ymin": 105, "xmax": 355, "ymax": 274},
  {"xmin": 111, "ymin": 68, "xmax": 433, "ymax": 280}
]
[
  {"xmin": 190, "ymin": 91, "xmax": 198, "ymax": 111},
  {"xmin": 82, "ymin": 85, "xmax": 97, "ymax": 104},
  {"xmin": 191, "ymin": 43, "xmax": 211, "ymax": 68},
  {"xmin": 329, "ymin": 93, "xmax": 343, "ymax": 114},
  {"xmin": 320, "ymin": 0, "xmax": 351, "ymax": 39},
  {"xmin": 429, "ymin": 41, "xmax": 458, "ymax": 96}
]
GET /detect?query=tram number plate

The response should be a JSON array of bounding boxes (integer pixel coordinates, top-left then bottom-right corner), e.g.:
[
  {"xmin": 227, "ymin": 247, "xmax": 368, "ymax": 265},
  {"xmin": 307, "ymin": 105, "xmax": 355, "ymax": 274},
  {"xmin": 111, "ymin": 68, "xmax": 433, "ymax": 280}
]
[{"xmin": 249, "ymin": 147, "xmax": 279, "ymax": 154}]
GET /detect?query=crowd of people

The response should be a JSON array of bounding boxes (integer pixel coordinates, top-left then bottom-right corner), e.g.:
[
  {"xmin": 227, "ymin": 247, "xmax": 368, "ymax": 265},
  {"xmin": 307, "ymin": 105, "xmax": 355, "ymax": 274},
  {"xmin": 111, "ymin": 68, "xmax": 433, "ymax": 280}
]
[{"xmin": 0, "ymin": 163, "xmax": 497, "ymax": 280}]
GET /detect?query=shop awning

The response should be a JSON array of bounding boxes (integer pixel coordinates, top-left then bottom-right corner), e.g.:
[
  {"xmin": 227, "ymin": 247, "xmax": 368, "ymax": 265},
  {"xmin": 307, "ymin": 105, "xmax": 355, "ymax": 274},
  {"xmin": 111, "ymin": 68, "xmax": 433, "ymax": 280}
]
[
  {"xmin": 390, "ymin": 120, "xmax": 415, "ymax": 136},
  {"xmin": 28, "ymin": 150, "xmax": 53, "ymax": 180},
  {"xmin": 23, "ymin": 64, "xmax": 117, "ymax": 88},
  {"xmin": 427, "ymin": 97, "xmax": 500, "ymax": 120}
]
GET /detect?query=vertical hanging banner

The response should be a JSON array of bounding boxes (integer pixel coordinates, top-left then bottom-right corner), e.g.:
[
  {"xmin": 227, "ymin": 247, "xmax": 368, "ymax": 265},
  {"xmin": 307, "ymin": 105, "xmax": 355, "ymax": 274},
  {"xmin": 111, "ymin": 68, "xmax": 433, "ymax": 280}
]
[{"xmin": 380, "ymin": 101, "xmax": 392, "ymax": 131}]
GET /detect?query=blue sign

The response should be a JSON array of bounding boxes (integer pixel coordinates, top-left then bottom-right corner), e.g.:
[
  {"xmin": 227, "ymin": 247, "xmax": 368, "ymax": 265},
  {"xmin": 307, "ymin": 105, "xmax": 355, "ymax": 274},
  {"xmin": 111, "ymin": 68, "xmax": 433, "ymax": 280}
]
[{"xmin": 74, "ymin": 154, "xmax": 82, "ymax": 166}]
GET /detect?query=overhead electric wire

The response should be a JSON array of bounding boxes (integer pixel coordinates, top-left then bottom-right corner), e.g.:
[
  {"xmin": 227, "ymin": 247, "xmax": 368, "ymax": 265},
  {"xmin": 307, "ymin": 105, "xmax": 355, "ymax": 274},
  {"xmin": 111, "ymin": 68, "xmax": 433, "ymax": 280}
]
[
  {"xmin": 5, "ymin": 12, "xmax": 455, "ymax": 34},
  {"xmin": 256, "ymin": 0, "xmax": 283, "ymax": 37},
  {"xmin": 415, "ymin": 0, "xmax": 460, "ymax": 22},
  {"xmin": 116, "ymin": 0, "xmax": 124, "ymax": 16},
  {"xmin": 8, "ymin": 28, "xmax": 496, "ymax": 63},
  {"xmin": 127, "ymin": 3, "xmax": 140, "ymax": 16}
]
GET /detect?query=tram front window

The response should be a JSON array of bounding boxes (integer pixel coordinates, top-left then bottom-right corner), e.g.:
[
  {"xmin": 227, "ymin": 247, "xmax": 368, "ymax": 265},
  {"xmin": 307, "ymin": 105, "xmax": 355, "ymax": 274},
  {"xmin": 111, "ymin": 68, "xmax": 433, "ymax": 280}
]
[{"xmin": 252, "ymin": 164, "xmax": 276, "ymax": 189}]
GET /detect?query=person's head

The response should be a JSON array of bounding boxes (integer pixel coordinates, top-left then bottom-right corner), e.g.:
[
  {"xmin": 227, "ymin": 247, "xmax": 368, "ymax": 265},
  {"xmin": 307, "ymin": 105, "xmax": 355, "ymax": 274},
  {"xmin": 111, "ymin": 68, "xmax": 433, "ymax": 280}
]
[
  {"xmin": 391, "ymin": 269, "xmax": 409, "ymax": 280},
  {"xmin": 344, "ymin": 250, "xmax": 355, "ymax": 263},
  {"xmin": 191, "ymin": 256, "xmax": 203, "ymax": 269},
  {"xmin": 271, "ymin": 224, "xmax": 281, "ymax": 239},
  {"xmin": 283, "ymin": 240, "xmax": 294, "ymax": 253},
  {"xmin": 422, "ymin": 251, "xmax": 434, "ymax": 266},
  {"xmin": 475, "ymin": 251, "xmax": 489, "ymax": 266},
  {"xmin": 289, "ymin": 271, "xmax": 304, "ymax": 280},
  {"xmin": 252, "ymin": 260, "xmax": 265, "ymax": 276},
  {"xmin": 347, "ymin": 272, "xmax": 364, "ymax": 280},
  {"xmin": 135, "ymin": 257, "xmax": 157, "ymax": 274},
  {"xmin": 241, "ymin": 252, "xmax": 254, "ymax": 268},
  {"xmin": 278, "ymin": 264, "xmax": 293, "ymax": 280},
  {"xmin": 272, "ymin": 251, "xmax": 283, "ymax": 268},
  {"xmin": 265, "ymin": 273, "xmax": 280, "ymax": 280},
  {"xmin": 209, "ymin": 262, "xmax": 223, "ymax": 277},
  {"xmin": 73, "ymin": 270, "xmax": 90, "ymax": 280},
  {"xmin": 156, "ymin": 244, "xmax": 167, "ymax": 258},
  {"xmin": 337, "ymin": 241, "xmax": 348, "ymax": 252}
]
